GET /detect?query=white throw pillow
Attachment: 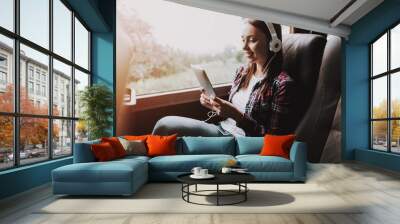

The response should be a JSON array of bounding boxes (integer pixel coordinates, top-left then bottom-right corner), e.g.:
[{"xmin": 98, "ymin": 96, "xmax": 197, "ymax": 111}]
[{"xmin": 118, "ymin": 137, "xmax": 147, "ymax": 156}]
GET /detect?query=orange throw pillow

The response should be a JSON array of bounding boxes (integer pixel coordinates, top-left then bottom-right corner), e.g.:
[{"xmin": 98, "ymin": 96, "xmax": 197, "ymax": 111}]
[
  {"xmin": 146, "ymin": 134, "xmax": 177, "ymax": 157},
  {"xmin": 91, "ymin": 142, "xmax": 117, "ymax": 161},
  {"xmin": 101, "ymin": 137, "xmax": 127, "ymax": 158},
  {"xmin": 259, "ymin": 134, "xmax": 296, "ymax": 159},
  {"xmin": 123, "ymin": 135, "xmax": 149, "ymax": 141}
]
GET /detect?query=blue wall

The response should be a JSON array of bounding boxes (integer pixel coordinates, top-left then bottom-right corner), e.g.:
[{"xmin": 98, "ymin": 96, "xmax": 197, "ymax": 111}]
[
  {"xmin": 0, "ymin": 158, "xmax": 72, "ymax": 199},
  {"xmin": 0, "ymin": 0, "xmax": 116, "ymax": 200},
  {"xmin": 344, "ymin": 0, "xmax": 400, "ymax": 171}
]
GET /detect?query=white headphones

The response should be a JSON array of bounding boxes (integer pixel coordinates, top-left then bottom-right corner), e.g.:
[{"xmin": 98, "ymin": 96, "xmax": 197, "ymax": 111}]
[{"xmin": 266, "ymin": 22, "xmax": 282, "ymax": 53}]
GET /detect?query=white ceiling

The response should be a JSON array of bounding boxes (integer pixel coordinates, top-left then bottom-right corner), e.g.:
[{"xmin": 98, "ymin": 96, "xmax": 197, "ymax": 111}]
[
  {"xmin": 226, "ymin": 0, "xmax": 352, "ymax": 22},
  {"xmin": 166, "ymin": 0, "xmax": 384, "ymax": 38}
]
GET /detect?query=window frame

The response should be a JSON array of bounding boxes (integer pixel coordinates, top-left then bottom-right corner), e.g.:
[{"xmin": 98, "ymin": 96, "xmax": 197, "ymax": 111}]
[
  {"xmin": 370, "ymin": 20, "xmax": 400, "ymax": 154},
  {"xmin": 0, "ymin": 0, "xmax": 92, "ymax": 171}
]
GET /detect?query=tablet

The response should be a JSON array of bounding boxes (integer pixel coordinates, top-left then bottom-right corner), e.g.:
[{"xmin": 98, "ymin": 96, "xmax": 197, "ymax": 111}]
[{"xmin": 191, "ymin": 65, "xmax": 216, "ymax": 99}]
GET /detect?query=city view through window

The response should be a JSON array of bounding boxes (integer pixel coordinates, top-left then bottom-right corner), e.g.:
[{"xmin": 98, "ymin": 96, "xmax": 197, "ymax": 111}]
[
  {"xmin": 0, "ymin": 0, "xmax": 90, "ymax": 170},
  {"xmin": 371, "ymin": 23, "xmax": 400, "ymax": 153},
  {"xmin": 117, "ymin": 0, "xmax": 289, "ymax": 96}
]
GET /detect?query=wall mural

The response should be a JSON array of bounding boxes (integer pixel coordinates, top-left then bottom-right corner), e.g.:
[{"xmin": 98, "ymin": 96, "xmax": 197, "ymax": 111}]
[{"xmin": 116, "ymin": 0, "xmax": 342, "ymax": 162}]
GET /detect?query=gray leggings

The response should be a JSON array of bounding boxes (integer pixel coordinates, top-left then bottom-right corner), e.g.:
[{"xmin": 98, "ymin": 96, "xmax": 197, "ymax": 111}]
[{"xmin": 152, "ymin": 116, "xmax": 231, "ymax": 137}]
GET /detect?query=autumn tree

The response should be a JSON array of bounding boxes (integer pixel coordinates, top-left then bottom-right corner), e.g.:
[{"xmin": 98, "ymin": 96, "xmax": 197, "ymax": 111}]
[
  {"xmin": 0, "ymin": 85, "xmax": 14, "ymax": 149},
  {"xmin": 117, "ymin": 0, "xmax": 241, "ymax": 84},
  {"xmin": 372, "ymin": 99, "xmax": 400, "ymax": 143},
  {"xmin": 0, "ymin": 84, "xmax": 59, "ymax": 152}
]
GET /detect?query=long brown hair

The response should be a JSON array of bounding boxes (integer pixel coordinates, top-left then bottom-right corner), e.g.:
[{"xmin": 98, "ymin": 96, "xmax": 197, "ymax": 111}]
[{"xmin": 240, "ymin": 20, "xmax": 283, "ymax": 89}]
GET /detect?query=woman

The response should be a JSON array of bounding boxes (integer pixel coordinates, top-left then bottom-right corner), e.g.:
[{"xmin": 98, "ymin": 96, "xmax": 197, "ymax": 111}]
[{"xmin": 152, "ymin": 19, "xmax": 297, "ymax": 137}]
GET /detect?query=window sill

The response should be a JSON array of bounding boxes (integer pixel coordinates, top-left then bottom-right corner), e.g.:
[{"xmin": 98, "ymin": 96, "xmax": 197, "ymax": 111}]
[
  {"xmin": 132, "ymin": 84, "xmax": 231, "ymax": 111},
  {"xmin": 0, "ymin": 156, "xmax": 72, "ymax": 175}
]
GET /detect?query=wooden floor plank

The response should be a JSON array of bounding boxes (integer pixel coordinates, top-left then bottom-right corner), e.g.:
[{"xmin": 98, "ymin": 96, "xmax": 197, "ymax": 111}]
[{"xmin": 1, "ymin": 162, "xmax": 400, "ymax": 224}]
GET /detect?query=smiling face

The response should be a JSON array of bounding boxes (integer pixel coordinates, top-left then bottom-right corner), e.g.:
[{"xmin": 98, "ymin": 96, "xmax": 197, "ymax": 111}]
[{"xmin": 241, "ymin": 23, "xmax": 269, "ymax": 65}]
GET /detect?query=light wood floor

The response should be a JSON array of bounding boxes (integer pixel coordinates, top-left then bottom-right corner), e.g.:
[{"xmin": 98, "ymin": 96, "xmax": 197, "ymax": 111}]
[{"xmin": 1, "ymin": 162, "xmax": 400, "ymax": 224}]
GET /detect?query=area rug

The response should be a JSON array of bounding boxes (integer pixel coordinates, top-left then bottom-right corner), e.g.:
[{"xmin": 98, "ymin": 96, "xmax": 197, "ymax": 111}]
[{"xmin": 37, "ymin": 183, "xmax": 362, "ymax": 214}]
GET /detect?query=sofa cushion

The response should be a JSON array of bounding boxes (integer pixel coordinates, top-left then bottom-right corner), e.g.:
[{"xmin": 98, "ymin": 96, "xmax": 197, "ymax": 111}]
[
  {"xmin": 91, "ymin": 142, "xmax": 118, "ymax": 161},
  {"xmin": 147, "ymin": 134, "xmax": 177, "ymax": 157},
  {"xmin": 179, "ymin": 137, "xmax": 235, "ymax": 155},
  {"xmin": 73, "ymin": 139, "xmax": 100, "ymax": 163},
  {"xmin": 114, "ymin": 155, "xmax": 150, "ymax": 164},
  {"xmin": 235, "ymin": 137, "xmax": 263, "ymax": 155},
  {"xmin": 118, "ymin": 138, "xmax": 147, "ymax": 156},
  {"xmin": 101, "ymin": 137, "xmax": 127, "ymax": 158},
  {"xmin": 149, "ymin": 154, "xmax": 235, "ymax": 172},
  {"xmin": 52, "ymin": 160, "xmax": 145, "ymax": 183},
  {"xmin": 260, "ymin": 134, "xmax": 296, "ymax": 159},
  {"xmin": 236, "ymin": 155, "xmax": 293, "ymax": 172}
]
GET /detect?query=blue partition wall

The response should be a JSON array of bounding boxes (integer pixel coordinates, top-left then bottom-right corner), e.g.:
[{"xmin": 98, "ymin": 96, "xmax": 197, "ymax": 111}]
[
  {"xmin": 344, "ymin": 0, "xmax": 400, "ymax": 171},
  {"xmin": 0, "ymin": 0, "xmax": 116, "ymax": 200}
]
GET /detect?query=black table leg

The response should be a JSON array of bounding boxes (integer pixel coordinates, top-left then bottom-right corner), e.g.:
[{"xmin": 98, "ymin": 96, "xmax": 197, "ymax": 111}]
[
  {"xmin": 245, "ymin": 183, "xmax": 247, "ymax": 201},
  {"xmin": 217, "ymin": 184, "xmax": 219, "ymax": 206},
  {"xmin": 187, "ymin": 184, "xmax": 190, "ymax": 202}
]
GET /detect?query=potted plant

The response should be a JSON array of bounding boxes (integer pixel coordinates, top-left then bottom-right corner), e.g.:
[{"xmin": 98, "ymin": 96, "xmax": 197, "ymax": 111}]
[{"xmin": 79, "ymin": 84, "xmax": 113, "ymax": 140}]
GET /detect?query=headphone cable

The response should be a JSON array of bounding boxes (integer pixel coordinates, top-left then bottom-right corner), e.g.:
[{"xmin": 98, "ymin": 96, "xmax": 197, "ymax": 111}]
[{"xmin": 203, "ymin": 110, "xmax": 217, "ymax": 122}]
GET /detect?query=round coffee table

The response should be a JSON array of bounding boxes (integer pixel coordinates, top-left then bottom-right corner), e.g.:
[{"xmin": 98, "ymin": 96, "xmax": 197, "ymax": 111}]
[{"xmin": 177, "ymin": 173, "xmax": 255, "ymax": 206}]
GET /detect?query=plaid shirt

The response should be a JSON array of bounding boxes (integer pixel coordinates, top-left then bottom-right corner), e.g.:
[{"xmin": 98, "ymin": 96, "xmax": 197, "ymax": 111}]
[{"xmin": 228, "ymin": 66, "xmax": 297, "ymax": 136}]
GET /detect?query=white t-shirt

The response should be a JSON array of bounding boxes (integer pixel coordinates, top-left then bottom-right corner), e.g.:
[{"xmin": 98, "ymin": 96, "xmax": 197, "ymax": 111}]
[{"xmin": 220, "ymin": 75, "xmax": 264, "ymax": 136}]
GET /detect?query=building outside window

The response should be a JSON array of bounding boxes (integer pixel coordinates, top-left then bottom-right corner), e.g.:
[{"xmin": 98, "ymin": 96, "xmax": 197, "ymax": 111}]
[
  {"xmin": 0, "ymin": 71, "xmax": 6, "ymax": 83},
  {"xmin": 0, "ymin": 54, "xmax": 7, "ymax": 90},
  {"xmin": 0, "ymin": 54, "xmax": 7, "ymax": 67},
  {"xmin": 371, "ymin": 23, "xmax": 400, "ymax": 154},
  {"xmin": 35, "ymin": 83, "xmax": 40, "ymax": 95},
  {"xmin": 35, "ymin": 70, "xmax": 40, "ymax": 81},
  {"xmin": 28, "ymin": 81, "xmax": 34, "ymax": 94},
  {"xmin": 28, "ymin": 68, "xmax": 34, "ymax": 80},
  {"xmin": 41, "ymin": 85, "xmax": 46, "ymax": 97},
  {"xmin": 0, "ymin": 0, "xmax": 91, "ymax": 170},
  {"xmin": 41, "ymin": 73, "xmax": 46, "ymax": 83},
  {"xmin": 0, "ymin": 71, "xmax": 7, "ymax": 92}
]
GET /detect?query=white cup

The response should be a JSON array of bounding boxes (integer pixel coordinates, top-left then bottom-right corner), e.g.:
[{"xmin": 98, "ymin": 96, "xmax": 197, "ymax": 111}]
[
  {"xmin": 221, "ymin": 167, "xmax": 232, "ymax": 174},
  {"xmin": 191, "ymin": 167, "xmax": 202, "ymax": 176},
  {"xmin": 200, "ymin": 169, "xmax": 208, "ymax": 176}
]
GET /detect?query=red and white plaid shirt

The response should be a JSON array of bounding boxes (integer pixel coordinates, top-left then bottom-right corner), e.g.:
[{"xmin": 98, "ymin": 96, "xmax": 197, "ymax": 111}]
[{"xmin": 228, "ymin": 66, "xmax": 297, "ymax": 136}]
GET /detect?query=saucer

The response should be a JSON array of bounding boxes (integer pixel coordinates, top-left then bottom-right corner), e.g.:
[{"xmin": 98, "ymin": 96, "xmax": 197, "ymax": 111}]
[{"xmin": 190, "ymin": 174, "xmax": 215, "ymax": 179}]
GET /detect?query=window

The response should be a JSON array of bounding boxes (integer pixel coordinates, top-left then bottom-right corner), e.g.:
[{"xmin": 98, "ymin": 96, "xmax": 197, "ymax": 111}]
[
  {"xmin": 35, "ymin": 70, "xmax": 40, "ymax": 81},
  {"xmin": 20, "ymin": 0, "xmax": 49, "ymax": 49},
  {"xmin": 0, "ymin": 34, "xmax": 13, "ymax": 112},
  {"xmin": 53, "ymin": 59, "xmax": 72, "ymax": 117},
  {"xmin": 53, "ymin": 0, "xmax": 72, "ymax": 60},
  {"xmin": 74, "ymin": 18, "xmax": 89, "ymax": 70},
  {"xmin": 28, "ymin": 67, "xmax": 34, "ymax": 80},
  {"xmin": 19, "ymin": 117, "xmax": 49, "ymax": 165},
  {"xmin": 371, "ymin": 22, "xmax": 400, "ymax": 154},
  {"xmin": 52, "ymin": 119, "xmax": 72, "ymax": 158},
  {"xmin": 117, "ymin": 0, "xmax": 292, "ymax": 96},
  {"xmin": 0, "ymin": 54, "xmax": 8, "ymax": 89},
  {"xmin": 28, "ymin": 81, "xmax": 34, "ymax": 94},
  {"xmin": 0, "ymin": 116, "xmax": 13, "ymax": 170},
  {"xmin": 35, "ymin": 83, "xmax": 40, "ymax": 95},
  {"xmin": 0, "ymin": 54, "xmax": 7, "ymax": 67},
  {"xmin": 0, "ymin": 1, "xmax": 91, "ymax": 170},
  {"xmin": 0, "ymin": 0, "xmax": 14, "ymax": 32},
  {"xmin": 74, "ymin": 69, "xmax": 89, "ymax": 118},
  {"xmin": 42, "ymin": 85, "xmax": 46, "ymax": 97},
  {"xmin": 0, "ymin": 71, "xmax": 6, "ymax": 85}
]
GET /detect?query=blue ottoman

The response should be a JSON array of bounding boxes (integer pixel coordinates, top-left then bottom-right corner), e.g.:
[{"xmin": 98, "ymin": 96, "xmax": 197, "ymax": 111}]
[{"xmin": 52, "ymin": 157, "xmax": 148, "ymax": 196}]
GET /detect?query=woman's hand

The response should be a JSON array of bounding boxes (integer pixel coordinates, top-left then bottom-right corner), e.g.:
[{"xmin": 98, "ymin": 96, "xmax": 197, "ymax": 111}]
[
  {"xmin": 200, "ymin": 91, "xmax": 217, "ymax": 111},
  {"xmin": 212, "ymin": 97, "xmax": 243, "ymax": 121}
]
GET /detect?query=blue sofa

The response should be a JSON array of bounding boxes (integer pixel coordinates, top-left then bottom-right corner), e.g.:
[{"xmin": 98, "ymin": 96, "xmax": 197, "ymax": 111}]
[{"xmin": 52, "ymin": 137, "xmax": 307, "ymax": 196}]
